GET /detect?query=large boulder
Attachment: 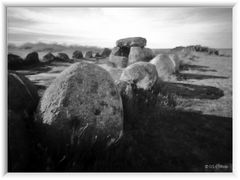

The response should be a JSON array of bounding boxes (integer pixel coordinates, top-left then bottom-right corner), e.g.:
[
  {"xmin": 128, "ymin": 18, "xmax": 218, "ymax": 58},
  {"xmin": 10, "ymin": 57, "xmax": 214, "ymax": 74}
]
[
  {"xmin": 168, "ymin": 53, "xmax": 180, "ymax": 72},
  {"xmin": 36, "ymin": 62, "xmax": 123, "ymax": 145},
  {"xmin": 116, "ymin": 37, "xmax": 147, "ymax": 48},
  {"xmin": 8, "ymin": 72, "xmax": 39, "ymax": 115},
  {"xmin": 100, "ymin": 48, "xmax": 111, "ymax": 57},
  {"xmin": 24, "ymin": 51, "xmax": 40, "ymax": 65},
  {"xmin": 150, "ymin": 54, "xmax": 175, "ymax": 80},
  {"xmin": 120, "ymin": 62, "xmax": 158, "ymax": 90},
  {"xmin": 128, "ymin": 47, "xmax": 154, "ymax": 65},
  {"xmin": 72, "ymin": 50, "xmax": 83, "ymax": 59},
  {"xmin": 84, "ymin": 51, "xmax": 93, "ymax": 58},
  {"xmin": 109, "ymin": 55, "xmax": 128, "ymax": 68},
  {"xmin": 42, "ymin": 52, "xmax": 55, "ymax": 63},
  {"xmin": 8, "ymin": 54, "xmax": 24, "ymax": 69}
]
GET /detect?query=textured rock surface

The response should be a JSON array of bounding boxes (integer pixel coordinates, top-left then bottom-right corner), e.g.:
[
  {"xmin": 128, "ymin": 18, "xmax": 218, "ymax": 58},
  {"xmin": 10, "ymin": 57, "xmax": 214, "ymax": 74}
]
[
  {"xmin": 24, "ymin": 51, "xmax": 40, "ymax": 65},
  {"xmin": 42, "ymin": 52, "xmax": 55, "ymax": 63},
  {"xmin": 72, "ymin": 50, "xmax": 83, "ymax": 59},
  {"xmin": 109, "ymin": 55, "xmax": 128, "ymax": 68},
  {"xmin": 150, "ymin": 54, "xmax": 175, "ymax": 80},
  {"xmin": 8, "ymin": 72, "xmax": 39, "ymax": 115},
  {"xmin": 120, "ymin": 62, "xmax": 158, "ymax": 90},
  {"xmin": 36, "ymin": 62, "xmax": 123, "ymax": 143},
  {"xmin": 116, "ymin": 37, "xmax": 147, "ymax": 48},
  {"xmin": 8, "ymin": 54, "xmax": 24, "ymax": 69},
  {"xmin": 128, "ymin": 47, "xmax": 154, "ymax": 65}
]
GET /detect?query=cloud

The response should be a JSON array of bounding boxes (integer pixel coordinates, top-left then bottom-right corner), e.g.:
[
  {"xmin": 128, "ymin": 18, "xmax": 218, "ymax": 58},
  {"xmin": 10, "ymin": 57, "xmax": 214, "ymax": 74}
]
[{"xmin": 7, "ymin": 7, "xmax": 232, "ymax": 48}]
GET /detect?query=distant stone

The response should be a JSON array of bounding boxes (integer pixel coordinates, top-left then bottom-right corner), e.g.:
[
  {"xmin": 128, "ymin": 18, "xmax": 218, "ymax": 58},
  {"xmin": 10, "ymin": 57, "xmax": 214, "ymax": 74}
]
[
  {"xmin": 116, "ymin": 37, "xmax": 147, "ymax": 48},
  {"xmin": 84, "ymin": 51, "xmax": 93, "ymax": 58},
  {"xmin": 109, "ymin": 55, "xmax": 128, "ymax": 68},
  {"xmin": 92, "ymin": 52, "xmax": 101, "ymax": 58},
  {"xmin": 72, "ymin": 50, "xmax": 83, "ymax": 59},
  {"xmin": 56, "ymin": 53, "xmax": 73, "ymax": 62},
  {"xmin": 24, "ymin": 51, "xmax": 40, "ymax": 65},
  {"xmin": 100, "ymin": 48, "xmax": 111, "ymax": 57},
  {"xmin": 8, "ymin": 54, "xmax": 24, "ymax": 69},
  {"xmin": 36, "ymin": 62, "xmax": 123, "ymax": 145},
  {"xmin": 128, "ymin": 47, "xmax": 154, "ymax": 65},
  {"xmin": 150, "ymin": 54, "xmax": 175, "ymax": 80},
  {"xmin": 120, "ymin": 61, "xmax": 158, "ymax": 90},
  {"xmin": 168, "ymin": 53, "xmax": 180, "ymax": 72},
  {"xmin": 42, "ymin": 52, "xmax": 55, "ymax": 63},
  {"xmin": 8, "ymin": 72, "xmax": 39, "ymax": 115}
]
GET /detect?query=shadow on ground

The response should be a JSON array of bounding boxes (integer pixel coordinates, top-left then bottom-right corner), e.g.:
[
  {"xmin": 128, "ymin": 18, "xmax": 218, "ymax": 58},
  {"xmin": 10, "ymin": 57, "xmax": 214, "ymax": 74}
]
[
  {"xmin": 176, "ymin": 72, "xmax": 228, "ymax": 81},
  {"xmin": 180, "ymin": 64, "xmax": 217, "ymax": 72},
  {"xmin": 13, "ymin": 105, "xmax": 231, "ymax": 172},
  {"xmin": 160, "ymin": 82, "xmax": 224, "ymax": 100}
]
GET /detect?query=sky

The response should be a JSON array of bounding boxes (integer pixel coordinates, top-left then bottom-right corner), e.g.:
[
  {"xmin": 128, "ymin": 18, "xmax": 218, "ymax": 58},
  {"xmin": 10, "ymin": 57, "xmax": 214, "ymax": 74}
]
[{"xmin": 7, "ymin": 7, "xmax": 232, "ymax": 48}]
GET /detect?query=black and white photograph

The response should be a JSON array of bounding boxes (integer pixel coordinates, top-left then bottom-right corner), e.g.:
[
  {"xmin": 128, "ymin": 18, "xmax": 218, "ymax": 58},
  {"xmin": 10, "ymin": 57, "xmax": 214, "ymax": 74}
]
[{"xmin": 6, "ymin": 6, "xmax": 233, "ymax": 172}]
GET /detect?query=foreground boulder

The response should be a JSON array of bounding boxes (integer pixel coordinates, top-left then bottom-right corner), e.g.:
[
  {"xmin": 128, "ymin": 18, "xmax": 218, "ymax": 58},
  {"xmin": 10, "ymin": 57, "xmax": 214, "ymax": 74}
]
[
  {"xmin": 24, "ymin": 51, "xmax": 40, "ymax": 65},
  {"xmin": 128, "ymin": 47, "xmax": 154, "ymax": 65},
  {"xmin": 109, "ymin": 55, "xmax": 128, "ymax": 68},
  {"xmin": 8, "ymin": 72, "xmax": 39, "ymax": 115},
  {"xmin": 116, "ymin": 37, "xmax": 147, "ymax": 48},
  {"xmin": 120, "ymin": 62, "xmax": 158, "ymax": 90},
  {"xmin": 8, "ymin": 54, "xmax": 24, "ymax": 69},
  {"xmin": 100, "ymin": 48, "xmax": 111, "ymax": 57},
  {"xmin": 36, "ymin": 62, "xmax": 123, "ymax": 145},
  {"xmin": 42, "ymin": 52, "xmax": 55, "ymax": 63},
  {"xmin": 72, "ymin": 50, "xmax": 83, "ymax": 59},
  {"xmin": 8, "ymin": 72, "xmax": 39, "ymax": 171},
  {"xmin": 84, "ymin": 51, "xmax": 93, "ymax": 58},
  {"xmin": 150, "ymin": 54, "xmax": 175, "ymax": 80}
]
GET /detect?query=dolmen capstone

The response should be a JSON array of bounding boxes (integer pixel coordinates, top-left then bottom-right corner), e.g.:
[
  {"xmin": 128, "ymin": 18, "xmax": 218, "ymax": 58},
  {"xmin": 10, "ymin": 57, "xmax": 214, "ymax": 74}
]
[
  {"xmin": 8, "ymin": 72, "xmax": 39, "ymax": 171},
  {"xmin": 36, "ymin": 62, "xmax": 123, "ymax": 147},
  {"xmin": 109, "ymin": 37, "xmax": 154, "ymax": 68}
]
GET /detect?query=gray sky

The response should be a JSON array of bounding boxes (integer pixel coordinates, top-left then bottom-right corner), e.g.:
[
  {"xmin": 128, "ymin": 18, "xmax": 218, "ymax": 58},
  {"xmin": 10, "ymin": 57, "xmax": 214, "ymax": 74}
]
[{"xmin": 7, "ymin": 7, "xmax": 232, "ymax": 48}]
